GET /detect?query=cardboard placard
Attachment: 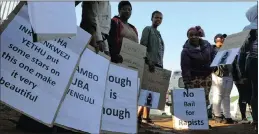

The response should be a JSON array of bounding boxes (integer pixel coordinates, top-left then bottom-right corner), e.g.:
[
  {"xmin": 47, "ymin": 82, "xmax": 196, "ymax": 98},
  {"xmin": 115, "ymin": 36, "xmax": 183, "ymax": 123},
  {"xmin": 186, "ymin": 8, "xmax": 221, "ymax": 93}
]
[
  {"xmin": 172, "ymin": 88, "xmax": 209, "ymax": 130},
  {"xmin": 101, "ymin": 63, "xmax": 138, "ymax": 133},
  {"xmin": 27, "ymin": 2, "xmax": 77, "ymax": 42},
  {"xmin": 141, "ymin": 64, "xmax": 171, "ymax": 110},
  {"xmin": 120, "ymin": 38, "xmax": 146, "ymax": 85},
  {"xmin": 219, "ymin": 30, "xmax": 250, "ymax": 51},
  {"xmin": 0, "ymin": 2, "xmax": 89, "ymax": 127},
  {"xmin": 55, "ymin": 48, "xmax": 110, "ymax": 133}
]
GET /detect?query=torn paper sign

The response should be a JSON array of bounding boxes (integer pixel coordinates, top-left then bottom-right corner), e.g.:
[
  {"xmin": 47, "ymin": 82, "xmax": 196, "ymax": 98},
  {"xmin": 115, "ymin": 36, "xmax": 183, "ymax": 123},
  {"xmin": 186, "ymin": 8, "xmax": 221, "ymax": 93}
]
[{"xmin": 27, "ymin": 2, "xmax": 77, "ymax": 42}]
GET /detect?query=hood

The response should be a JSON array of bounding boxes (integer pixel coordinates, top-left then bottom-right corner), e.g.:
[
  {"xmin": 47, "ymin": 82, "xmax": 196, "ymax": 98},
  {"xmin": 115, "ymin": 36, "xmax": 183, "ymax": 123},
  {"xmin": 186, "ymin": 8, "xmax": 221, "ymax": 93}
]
[{"xmin": 244, "ymin": 4, "xmax": 258, "ymax": 31}]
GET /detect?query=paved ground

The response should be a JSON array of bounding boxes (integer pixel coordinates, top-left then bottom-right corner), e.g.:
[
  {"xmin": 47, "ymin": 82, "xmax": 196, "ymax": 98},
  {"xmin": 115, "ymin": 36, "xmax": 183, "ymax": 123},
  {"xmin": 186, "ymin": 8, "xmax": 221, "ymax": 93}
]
[{"xmin": 0, "ymin": 105, "xmax": 257, "ymax": 134}]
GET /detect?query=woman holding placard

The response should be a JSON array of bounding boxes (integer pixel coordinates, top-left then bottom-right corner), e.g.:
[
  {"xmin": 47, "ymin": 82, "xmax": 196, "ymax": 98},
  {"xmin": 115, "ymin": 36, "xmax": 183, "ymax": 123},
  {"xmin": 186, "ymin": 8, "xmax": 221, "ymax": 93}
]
[
  {"xmin": 138, "ymin": 10, "xmax": 165, "ymax": 125},
  {"xmin": 108, "ymin": 1, "xmax": 138, "ymax": 63},
  {"xmin": 180, "ymin": 26, "xmax": 216, "ymax": 123}
]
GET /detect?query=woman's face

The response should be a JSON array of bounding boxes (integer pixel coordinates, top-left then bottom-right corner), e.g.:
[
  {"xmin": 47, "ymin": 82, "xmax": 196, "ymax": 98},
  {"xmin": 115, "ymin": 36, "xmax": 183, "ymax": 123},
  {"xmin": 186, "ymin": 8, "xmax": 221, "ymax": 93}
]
[
  {"xmin": 188, "ymin": 30, "xmax": 200, "ymax": 45},
  {"xmin": 152, "ymin": 13, "xmax": 163, "ymax": 26},
  {"xmin": 119, "ymin": 5, "xmax": 132, "ymax": 20}
]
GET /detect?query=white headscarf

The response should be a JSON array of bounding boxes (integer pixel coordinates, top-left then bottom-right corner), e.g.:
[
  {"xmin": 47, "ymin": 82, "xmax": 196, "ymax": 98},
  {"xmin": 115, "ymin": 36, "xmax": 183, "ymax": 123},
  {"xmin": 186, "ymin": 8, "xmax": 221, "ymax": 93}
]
[{"xmin": 243, "ymin": 4, "xmax": 258, "ymax": 31}]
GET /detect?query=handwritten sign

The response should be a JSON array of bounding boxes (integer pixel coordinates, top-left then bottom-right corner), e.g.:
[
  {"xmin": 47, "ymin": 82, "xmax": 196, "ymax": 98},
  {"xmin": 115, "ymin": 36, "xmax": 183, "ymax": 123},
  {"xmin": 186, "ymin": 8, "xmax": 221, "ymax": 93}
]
[
  {"xmin": 0, "ymin": 5, "xmax": 89, "ymax": 126},
  {"xmin": 141, "ymin": 64, "xmax": 171, "ymax": 110},
  {"xmin": 27, "ymin": 2, "xmax": 77, "ymax": 42},
  {"xmin": 101, "ymin": 63, "xmax": 138, "ymax": 133},
  {"xmin": 121, "ymin": 38, "xmax": 146, "ymax": 58},
  {"xmin": 55, "ymin": 48, "xmax": 110, "ymax": 133},
  {"xmin": 120, "ymin": 38, "xmax": 146, "ymax": 84},
  {"xmin": 172, "ymin": 88, "xmax": 209, "ymax": 130}
]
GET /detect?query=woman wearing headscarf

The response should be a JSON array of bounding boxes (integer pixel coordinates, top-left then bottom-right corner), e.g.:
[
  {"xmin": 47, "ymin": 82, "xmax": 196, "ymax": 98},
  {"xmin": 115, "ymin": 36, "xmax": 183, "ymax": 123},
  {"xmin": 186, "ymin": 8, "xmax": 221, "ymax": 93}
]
[
  {"xmin": 108, "ymin": 1, "xmax": 138, "ymax": 63},
  {"xmin": 239, "ymin": 4, "xmax": 258, "ymax": 131},
  {"xmin": 181, "ymin": 26, "xmax": 216, "ymax": 122},
  {"xmin": 138, "ymin": 10, "xmax": 164, "ymax": 124},
  {"xmin": 211, "ymin": 33, "xmax": 236, "ymax": 124}
]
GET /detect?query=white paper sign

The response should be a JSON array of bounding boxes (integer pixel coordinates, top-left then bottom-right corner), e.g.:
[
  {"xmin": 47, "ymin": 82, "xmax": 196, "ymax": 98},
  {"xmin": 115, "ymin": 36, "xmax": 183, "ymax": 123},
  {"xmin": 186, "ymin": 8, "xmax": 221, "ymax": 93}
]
[
  {"xmin": 210, "ymin": 48, "xmax": 240, "ymax": 67},
  {"xmin": 172, "ymin": 88, "xmax": 209, "ymax": 130},
  {"xmin": 101, "ymin": 64, "xmax": 138, "ymax": 133},
  {"xmin": 138, "ymin": 89, "xmax": 160, "ymax": 109},
  {"xmin": 27, "ymin": 2, "xmax": 77, "ymax": 42},
  {"xmin": 55, "ymin": 48, "xmax": 109, "ymax": 133},
  {"xmin": 0, "ymin": 5, "xmax": 89, "ymax": 126}
]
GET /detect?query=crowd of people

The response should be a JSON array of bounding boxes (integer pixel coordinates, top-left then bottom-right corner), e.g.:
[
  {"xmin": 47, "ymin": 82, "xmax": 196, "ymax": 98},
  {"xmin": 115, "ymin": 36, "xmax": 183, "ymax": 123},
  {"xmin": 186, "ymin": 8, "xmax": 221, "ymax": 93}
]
[
  {"xmin": 76, "ymin": 1, "xmax": 166, "ymax": 126},
  {"xmin": 9, "ymin": 1, "xmax": 257, "ymax": 133},
  {"xmin": 76, "ymin": 0, "xmax": 258, "ymax": 131},
  {"xmin": 180, "ymin": 4, "xmax": 258, "ymax": 131}
]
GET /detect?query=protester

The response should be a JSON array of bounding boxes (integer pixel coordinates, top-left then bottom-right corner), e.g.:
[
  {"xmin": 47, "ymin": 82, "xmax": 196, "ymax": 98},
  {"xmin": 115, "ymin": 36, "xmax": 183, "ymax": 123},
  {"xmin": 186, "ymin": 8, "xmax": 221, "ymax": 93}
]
[
  {"xmin": 180, "ymin": 26, "xmax": 216, "ymax": 124},
  {"xmin": 243, "ymin": 5, "xmax": 258, "ymax": 31},
  {"xmin": 233, "ymin": 55, "xmax": 251, "ymax": 124},
  {"xmin": 211, "ymin": 33, "xmax": 235, "ymax": 124},
  {"xmin": 239, "ymin": 29, "xmax": 258, "ymax": 131},
  {"xmin": 138, "ymin": 10, "xmax": 164, "ymax": 124},
  {"xmin": 239, "ymin": 4, "xmax": 258, "ymax": 131},
  {"xmin": 76, "ymin": 1, "xmax": 111, "ymax": 55},
  {"xmin": 108, "ymin": 1, "xmax": 138, "ymax": 63}
]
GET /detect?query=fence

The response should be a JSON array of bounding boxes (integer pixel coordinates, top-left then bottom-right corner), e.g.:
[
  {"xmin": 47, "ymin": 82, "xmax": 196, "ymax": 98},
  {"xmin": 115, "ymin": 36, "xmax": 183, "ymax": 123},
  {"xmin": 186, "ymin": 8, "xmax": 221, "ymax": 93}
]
[{"xmin": 0, "ymin": 1, "xmax": 19, "ymax": 24}]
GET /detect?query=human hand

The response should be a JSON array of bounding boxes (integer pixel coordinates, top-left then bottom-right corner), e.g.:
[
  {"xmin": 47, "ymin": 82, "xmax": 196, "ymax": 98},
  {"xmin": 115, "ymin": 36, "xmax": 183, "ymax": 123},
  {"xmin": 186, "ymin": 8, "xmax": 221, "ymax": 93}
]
[
  {"xmin": 97, "ymin": 41, "xmax": 105, "ymax": 52},
  {"xmin": 148, "ymin": 61, "xmax": 155, "ymax": 73},
  {"xmin": 117, "ymin": 54, "xmax": 123, "ymax": 63}
]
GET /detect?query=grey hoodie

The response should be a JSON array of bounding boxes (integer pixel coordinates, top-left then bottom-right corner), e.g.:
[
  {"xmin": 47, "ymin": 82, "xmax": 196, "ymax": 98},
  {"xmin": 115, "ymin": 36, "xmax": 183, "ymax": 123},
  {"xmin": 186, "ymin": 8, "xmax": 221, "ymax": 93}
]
[{"xmin": 243, "ymin": 4, "xmax": 258, "ymax": 31}]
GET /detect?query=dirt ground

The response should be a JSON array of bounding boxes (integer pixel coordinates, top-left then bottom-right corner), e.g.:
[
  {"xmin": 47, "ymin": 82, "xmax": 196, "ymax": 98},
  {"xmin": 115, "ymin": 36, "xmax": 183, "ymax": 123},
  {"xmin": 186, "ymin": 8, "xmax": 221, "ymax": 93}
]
[{"xmin": 0, "ymin": 105, "xmax": 257, "ymax": 134}]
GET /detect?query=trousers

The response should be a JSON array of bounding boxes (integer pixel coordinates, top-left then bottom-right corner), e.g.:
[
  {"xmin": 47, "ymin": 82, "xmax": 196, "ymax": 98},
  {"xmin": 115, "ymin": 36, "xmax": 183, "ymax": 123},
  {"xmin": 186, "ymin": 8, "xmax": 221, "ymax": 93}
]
[
  {"xmin": 212, "ymin": 73, "xmax": 233, "ymax": 118},
  {"xmin": 247, "ymin": 58, "xmax": 258, "ymax": 123}
]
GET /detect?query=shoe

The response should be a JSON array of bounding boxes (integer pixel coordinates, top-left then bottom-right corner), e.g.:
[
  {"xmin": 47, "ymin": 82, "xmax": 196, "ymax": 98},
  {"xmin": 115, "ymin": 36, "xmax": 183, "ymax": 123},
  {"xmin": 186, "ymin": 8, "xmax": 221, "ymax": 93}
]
[
  {"xmin": 214, "ymin": 116, "xmax": 223, "ymax": 123},
  {"xmin": 222, "ymin": 118, "xmax": 234, "ymax": 124},
  {"xmin": 239, "ymin": 118, "xmax": 250, "ymax": 124},
  {"xmin": 142, "ymin": 118, "xmax": 153, "ymax": 124}
]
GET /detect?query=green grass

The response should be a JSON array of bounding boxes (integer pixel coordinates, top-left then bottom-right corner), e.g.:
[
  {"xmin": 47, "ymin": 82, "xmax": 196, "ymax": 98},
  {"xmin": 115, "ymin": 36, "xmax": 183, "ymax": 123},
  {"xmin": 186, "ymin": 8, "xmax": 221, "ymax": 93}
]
[{"xmin": 230, "ymin": 95, "xmax": 239, "ymax": 103}]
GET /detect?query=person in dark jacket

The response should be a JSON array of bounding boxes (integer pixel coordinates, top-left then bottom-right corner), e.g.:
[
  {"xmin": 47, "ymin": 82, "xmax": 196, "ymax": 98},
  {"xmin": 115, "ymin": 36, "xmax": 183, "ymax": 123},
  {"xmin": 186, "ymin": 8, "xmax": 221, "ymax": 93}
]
[
  {"xmin": 181, "ymin": 26, "xmax": 216, "ymax": 111},
  {"xmin": 233, "ymin": 55, "xmax": 251, "ymax": 124},
  {"xmin": 108, "ymin": 1, "xmax": 138, "ymax": 63},
  {"xmin": 239, "ymin": 29, "xmax": 258, "ymax": 131}
]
